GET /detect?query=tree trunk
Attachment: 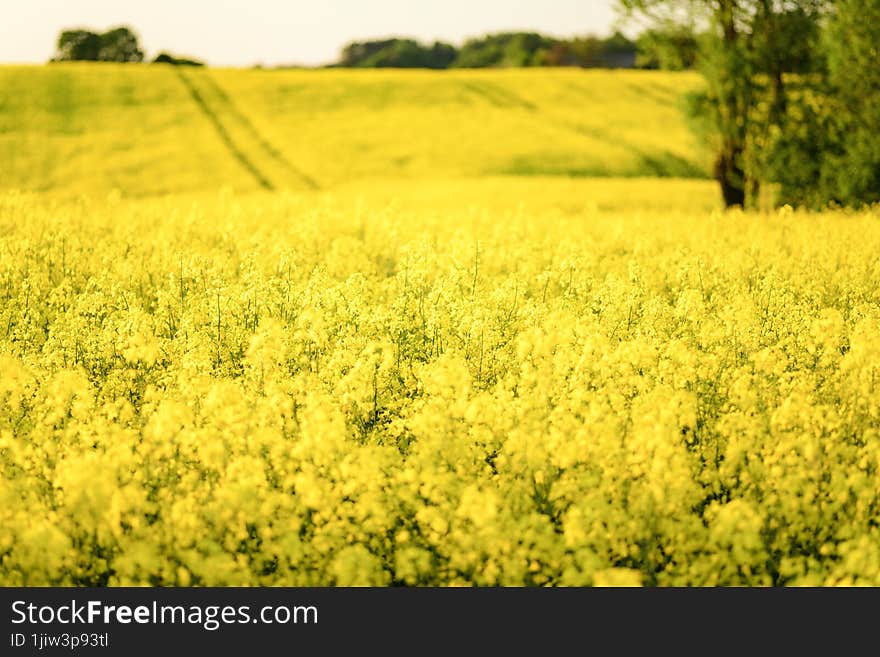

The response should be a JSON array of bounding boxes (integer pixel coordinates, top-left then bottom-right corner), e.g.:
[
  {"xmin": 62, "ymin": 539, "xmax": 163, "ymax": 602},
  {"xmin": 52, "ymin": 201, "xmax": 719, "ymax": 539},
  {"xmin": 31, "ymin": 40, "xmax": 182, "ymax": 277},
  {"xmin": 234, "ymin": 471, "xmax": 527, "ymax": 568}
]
[
  {"xmin": 714, "ymin": 0, "xmax": 749, "ymax": 208},
  {"xmin": 714, "ymin": 145, "xmax": 746, "ymax": 208}
]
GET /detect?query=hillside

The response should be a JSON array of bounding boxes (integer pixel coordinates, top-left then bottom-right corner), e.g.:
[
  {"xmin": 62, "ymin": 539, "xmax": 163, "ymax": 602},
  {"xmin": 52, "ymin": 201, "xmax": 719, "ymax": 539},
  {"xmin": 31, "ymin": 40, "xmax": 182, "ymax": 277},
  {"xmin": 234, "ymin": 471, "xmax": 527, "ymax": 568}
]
[{"xmin": 0, "ymin": 65, "xmax": 707, "ymax": 196}]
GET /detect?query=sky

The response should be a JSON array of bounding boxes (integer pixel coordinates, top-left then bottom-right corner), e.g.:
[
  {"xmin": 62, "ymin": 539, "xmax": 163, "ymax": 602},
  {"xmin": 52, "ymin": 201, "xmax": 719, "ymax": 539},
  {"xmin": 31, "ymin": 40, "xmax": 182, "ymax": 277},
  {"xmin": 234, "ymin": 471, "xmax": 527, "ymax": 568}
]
[{"xmin": 0, "ymin": 0, "xmax": 623, "ymax": 67}]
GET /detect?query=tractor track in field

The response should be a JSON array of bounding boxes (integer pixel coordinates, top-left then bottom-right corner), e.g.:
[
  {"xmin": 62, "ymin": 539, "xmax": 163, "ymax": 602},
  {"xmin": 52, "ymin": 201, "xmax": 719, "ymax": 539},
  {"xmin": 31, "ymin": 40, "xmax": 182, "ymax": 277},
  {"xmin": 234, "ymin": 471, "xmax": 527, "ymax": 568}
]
[
  {"xmin": 174, "ymin": 68, "xmax": 319, "ymax": 191},
  {"xmin": 174, "ymin": 68, "xmax": 274, "ymax": 190},
  {"xmin": 198, "ymin": 74, "xmax": 320, "ymax": 190},
  {"xmin": 461, "ymin": 81, "xmax": 536, "ymax": 111}
]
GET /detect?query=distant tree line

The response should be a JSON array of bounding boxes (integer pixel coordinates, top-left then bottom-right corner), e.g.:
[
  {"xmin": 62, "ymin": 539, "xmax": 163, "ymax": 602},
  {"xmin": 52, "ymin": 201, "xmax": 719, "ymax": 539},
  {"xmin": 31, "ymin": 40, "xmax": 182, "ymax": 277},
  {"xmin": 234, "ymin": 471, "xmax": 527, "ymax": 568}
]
[
  {"xmin": 334, "ymin": 38, "xmax": 458, "ymax": 69},
  {"xmin": 332, "ymin": 32, "xmax": 672, "ymax": 69},
  {"xmin": 51, "ymin": 26, "xmax": 204, "ymax": 67},
  {"xmin": 51, "ymin": 25, "xmax": 702, "ymax": 71}
]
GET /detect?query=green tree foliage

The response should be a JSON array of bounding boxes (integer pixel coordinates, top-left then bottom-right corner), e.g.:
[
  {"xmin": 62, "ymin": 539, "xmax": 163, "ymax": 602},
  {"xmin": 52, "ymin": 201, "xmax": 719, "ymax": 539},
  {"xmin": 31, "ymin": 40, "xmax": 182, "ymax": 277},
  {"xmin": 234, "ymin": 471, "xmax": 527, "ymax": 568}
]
[
  {"xmin": 153, "ymin": 52, "xmax": 205, "ymax": 67},
  {"xmin": 337, "ymin": 39, "xmax": 457, "ymax": 69},
  {"xmin": 454, "ymin": 32, "xmax": 557, "ymax": 67},
  {"xmin": 822, "ymin": 0, "xmax": 880, "ymax": 206},
  {"xmin": 334, "ymin": 33, "xmax": 638, "ymax": 70},
  {"xmin": 54, "ymin": 30, "xmax": 102, "ymax": 62},
  {"xmin": 728, "ymin": 0, "xmax": 878, "ymax": 208},
  {"xmin": 636, "ymin": 27, "xmax": 699, "ymax": 70},
  {"xmin": 454, "ymin": 32, "xmax": 637, "ymax": 68},
  {"xmin": 541, "ymin": 32, "xmax": 638, "ymax": 68},
  {"xmin": 619, "ymin": 1, "xmax": 828, "ymax": 208},
  {"xmin": 53, "ymin": 26, "xmax": 144, "ymax": 63}
]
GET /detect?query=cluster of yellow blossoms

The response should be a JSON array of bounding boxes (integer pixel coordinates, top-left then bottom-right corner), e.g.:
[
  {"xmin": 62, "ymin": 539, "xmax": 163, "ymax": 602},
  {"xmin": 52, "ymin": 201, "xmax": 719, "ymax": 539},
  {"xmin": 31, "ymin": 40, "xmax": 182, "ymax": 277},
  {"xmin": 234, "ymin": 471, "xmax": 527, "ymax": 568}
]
[{"xmin": 1, "ymin": 183, "xmax": 879, "ymax": 585}]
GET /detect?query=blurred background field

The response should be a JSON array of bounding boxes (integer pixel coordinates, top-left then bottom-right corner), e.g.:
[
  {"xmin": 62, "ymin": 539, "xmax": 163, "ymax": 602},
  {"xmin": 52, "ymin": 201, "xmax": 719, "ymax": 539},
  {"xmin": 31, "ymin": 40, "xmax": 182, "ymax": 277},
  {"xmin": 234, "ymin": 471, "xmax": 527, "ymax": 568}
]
[{"xmin": 0, "ymin": 65, "xmax": 709, "ymax": 197}]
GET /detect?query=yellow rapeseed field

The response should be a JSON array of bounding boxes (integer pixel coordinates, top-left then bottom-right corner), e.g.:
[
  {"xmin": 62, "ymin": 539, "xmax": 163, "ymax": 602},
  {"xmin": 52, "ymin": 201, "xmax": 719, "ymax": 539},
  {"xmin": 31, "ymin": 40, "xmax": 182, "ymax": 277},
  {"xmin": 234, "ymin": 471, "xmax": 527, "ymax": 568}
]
[
  {"xmin": 0, "ymin": 65, "xmax": 707, "ymax": 196},
  {"xmin": 2, "ymin": 178, "xmax": 879, "ymax": 586}
]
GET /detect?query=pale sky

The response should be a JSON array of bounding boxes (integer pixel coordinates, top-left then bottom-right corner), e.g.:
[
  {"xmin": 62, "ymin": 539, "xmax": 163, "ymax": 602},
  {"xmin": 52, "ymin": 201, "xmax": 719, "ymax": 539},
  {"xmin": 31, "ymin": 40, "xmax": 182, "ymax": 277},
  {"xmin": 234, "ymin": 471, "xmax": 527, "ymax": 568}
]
[{"xmin": 1, "ymin": 0, "xmax": 622, "ymax": 67}]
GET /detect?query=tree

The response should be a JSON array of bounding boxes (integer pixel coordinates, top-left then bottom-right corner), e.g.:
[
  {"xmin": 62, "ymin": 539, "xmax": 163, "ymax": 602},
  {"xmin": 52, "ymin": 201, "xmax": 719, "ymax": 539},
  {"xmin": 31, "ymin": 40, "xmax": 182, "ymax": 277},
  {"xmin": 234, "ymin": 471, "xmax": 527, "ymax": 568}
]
[
  {"xmin": 428, "ymin": 42, "xmax": 458, "ymax": 69},
  {"xmin": 822, "ymin": 0, "xmax": 880, "ymax": 205},
  {"xmin": 453, "ymin": 33, "xmax": 556, "ymax": 68},
  {"xmin": 153, "ymin": 52, "xmax": 205, "ymax": 67},
  {"xmin": 636, "ymin": 27, "xmax": 699, "ymax": 70},
  {"xmin": 52, "ymin": 26, "xmax": 144, "ymax": 63},
  {"xmin": 619, "ymin": 1, "xmax": 827, "ymax": 208},
  {"xmin": 600, "ymin": 31, "xmax": 640, "ymax": 68},
  {"xmin": 97, "ymin": 27, "xmax": 145, "ymax": 62},
  {"xmin": 455, "ymin": 32, "xmax": 636, "ymax": 69},
  {"xmin": 54, "ymin": 30, "xmax": 102, "ymax": 61},
  {"xmin": 332, "ymin": 32, "xmax": 639, "ymax": 70},
  {"xmin": 336, "ymin": 38, "xmax": 457, "ymax": 69}
]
